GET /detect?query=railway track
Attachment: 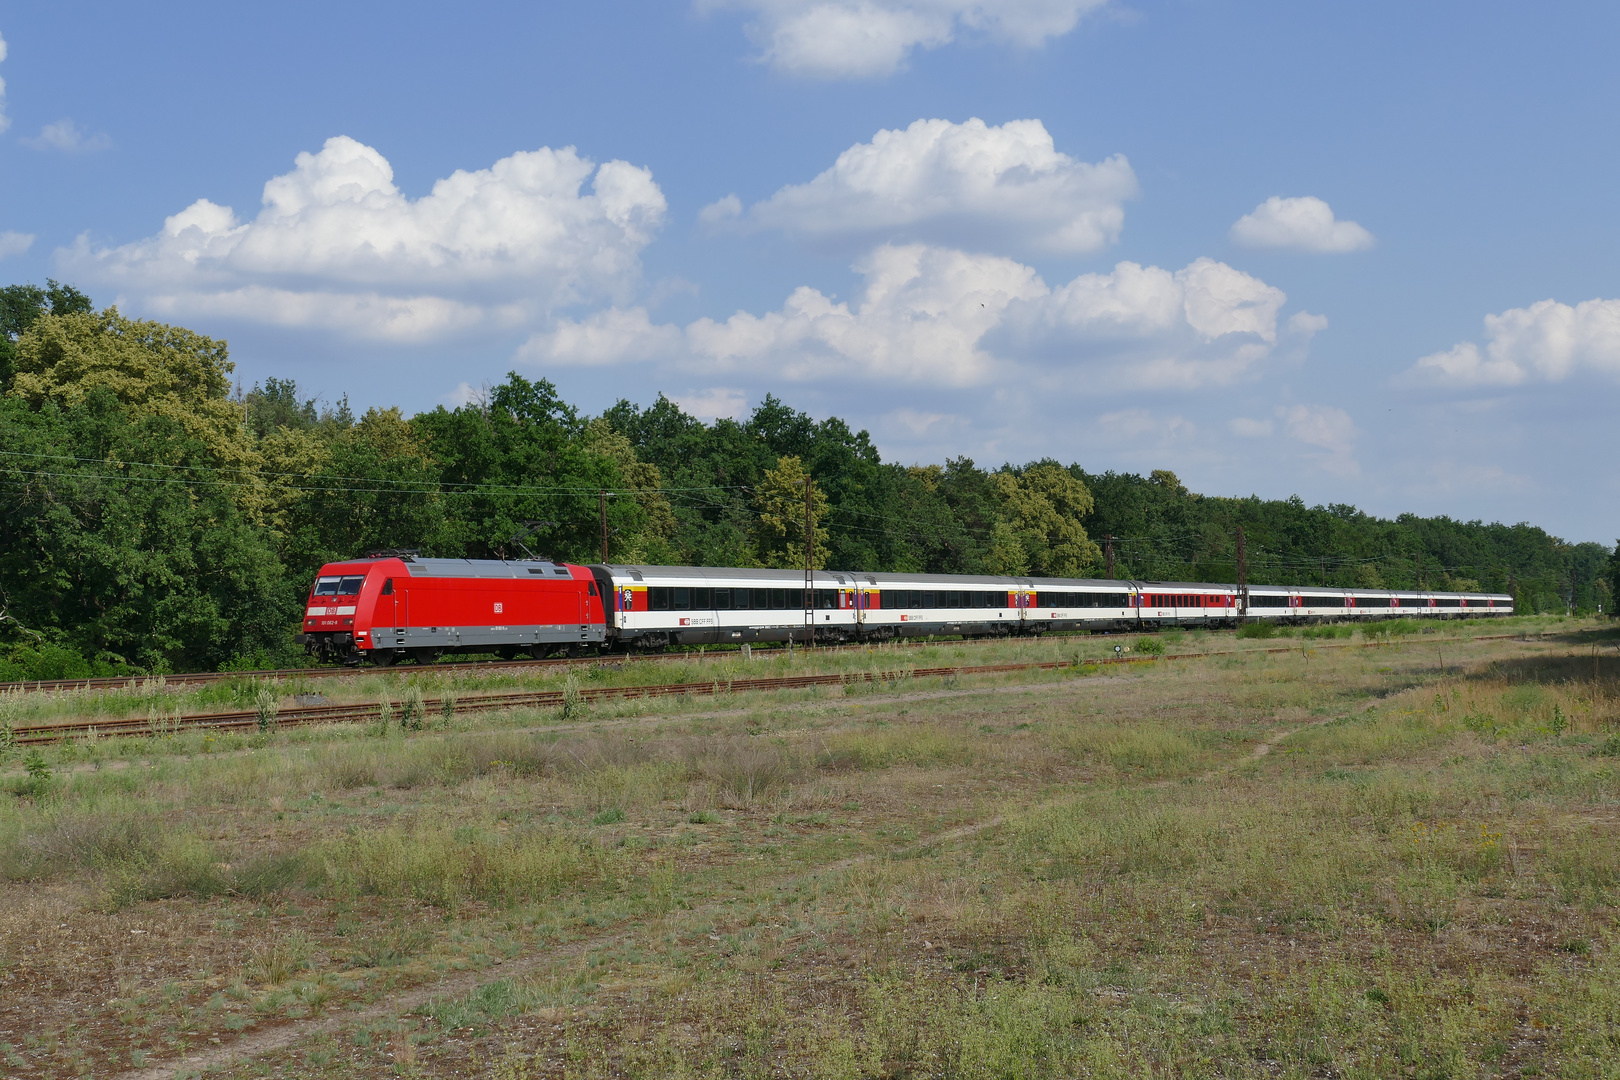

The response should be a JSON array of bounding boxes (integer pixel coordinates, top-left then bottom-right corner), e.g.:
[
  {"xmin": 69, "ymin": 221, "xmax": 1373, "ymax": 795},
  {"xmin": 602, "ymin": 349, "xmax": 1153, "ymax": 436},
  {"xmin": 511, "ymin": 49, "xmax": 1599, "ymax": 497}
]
[
  {"xmin": 0, "ymin": 623, "xmax": 1531, "ymax": 697},
  {"xmin": 7, "ymin": 631, "xmax": 1536, "ymax": 747},
  {"xmin": 10, "ymin": 655, "xmax": 1161, "ymax": 746},
  {"xmin": 1, "ymin": 628, "xmax": 1183, "ymax": 696}
]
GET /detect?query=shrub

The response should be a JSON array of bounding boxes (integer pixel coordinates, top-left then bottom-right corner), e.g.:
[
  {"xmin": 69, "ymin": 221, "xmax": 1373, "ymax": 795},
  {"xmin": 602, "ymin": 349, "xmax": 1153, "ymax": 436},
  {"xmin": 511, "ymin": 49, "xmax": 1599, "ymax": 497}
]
[
  {"xmin": 0, "ymin": 643, "xmax": 134, "ymax": 682},
  {"xmin": 1237, "ymin": 621, "xmax": 1277, "ymax": 639},
  {"xmin": 1134, "ymin": 637, "xmax": 1165, "ymax": 655}
]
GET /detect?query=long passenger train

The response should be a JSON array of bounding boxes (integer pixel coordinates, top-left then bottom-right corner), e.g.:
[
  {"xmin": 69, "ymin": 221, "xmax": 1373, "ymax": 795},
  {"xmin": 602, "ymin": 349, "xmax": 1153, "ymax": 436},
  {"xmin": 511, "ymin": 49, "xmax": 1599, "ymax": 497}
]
[{"xmin": 295, "ymin": 555, "xmax": 1513, "ymax": 665}]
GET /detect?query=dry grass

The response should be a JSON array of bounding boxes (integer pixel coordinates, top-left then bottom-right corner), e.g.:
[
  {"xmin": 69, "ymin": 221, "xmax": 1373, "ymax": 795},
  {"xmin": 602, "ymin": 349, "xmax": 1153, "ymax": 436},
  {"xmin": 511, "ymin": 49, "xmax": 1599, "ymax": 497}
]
[{"xmin": 0, "ymin": 625, "xmax": 1615, "ymax": 1078}]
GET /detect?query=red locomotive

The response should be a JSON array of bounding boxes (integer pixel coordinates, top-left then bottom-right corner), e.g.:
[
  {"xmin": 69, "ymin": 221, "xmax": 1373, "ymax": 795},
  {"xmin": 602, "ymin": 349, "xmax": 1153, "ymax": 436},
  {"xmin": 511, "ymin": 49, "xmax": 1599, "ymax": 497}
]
[{"xmin": 296, "ymin": 556, "xmax": 607, "ymax": 665}]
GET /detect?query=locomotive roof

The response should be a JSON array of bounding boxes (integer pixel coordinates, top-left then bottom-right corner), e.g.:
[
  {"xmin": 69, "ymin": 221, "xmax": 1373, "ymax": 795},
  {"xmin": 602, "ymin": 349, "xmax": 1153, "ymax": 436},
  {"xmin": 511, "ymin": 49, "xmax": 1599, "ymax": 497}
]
[{"xmin": 398, "ymin": 557, "xmax": 577, "ymax": 579}]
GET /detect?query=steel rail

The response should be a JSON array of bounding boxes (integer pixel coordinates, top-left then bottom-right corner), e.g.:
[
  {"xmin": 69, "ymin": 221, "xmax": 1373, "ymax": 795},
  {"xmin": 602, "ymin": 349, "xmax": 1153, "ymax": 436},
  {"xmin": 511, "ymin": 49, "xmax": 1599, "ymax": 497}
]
[
  {"xmin": 0, "ymin": 620, "xmax": 1526, "ymax": 696},
  {"xmin": 7, "ymin": 632, "xmax": 1533, "ymax": 747},
  {"xmin": 10, "ymin": 656, "xmax": 1147, "ymax": 745}
]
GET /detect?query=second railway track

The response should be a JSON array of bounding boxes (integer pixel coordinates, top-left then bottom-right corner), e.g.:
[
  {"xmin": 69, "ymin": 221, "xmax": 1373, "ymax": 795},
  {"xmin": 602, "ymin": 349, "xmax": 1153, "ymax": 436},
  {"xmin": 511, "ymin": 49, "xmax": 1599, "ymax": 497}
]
[{"xmin": 8, "ymin": 632, "xmax": 1536, "ymax": 747}]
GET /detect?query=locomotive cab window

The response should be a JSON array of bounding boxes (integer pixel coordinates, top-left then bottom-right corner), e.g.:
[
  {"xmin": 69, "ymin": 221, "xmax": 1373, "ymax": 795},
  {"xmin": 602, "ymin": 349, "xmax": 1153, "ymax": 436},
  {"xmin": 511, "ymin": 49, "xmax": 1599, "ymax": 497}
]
[
  {"xmin": 339, "ymin": 576, "xmax": 365, "ymax": 595},
  {"xmin": 587, "ymin": 583, "xmax": 597, "ymax": 596},
  {"xmin": 313, "ymin": 577, "xmax": 342, "ymax": 596},
  {"xmin": 381, "ymin": 579, "xmax": 394, "ymax": 595}
]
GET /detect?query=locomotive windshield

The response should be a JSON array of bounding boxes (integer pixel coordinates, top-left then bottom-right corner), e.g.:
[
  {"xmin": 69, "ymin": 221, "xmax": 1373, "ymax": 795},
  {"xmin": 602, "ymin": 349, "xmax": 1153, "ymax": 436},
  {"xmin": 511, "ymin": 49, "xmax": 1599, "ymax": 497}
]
[{"xmin": 313, "ymin": 575, "xmax": 367, "ymax": 596}]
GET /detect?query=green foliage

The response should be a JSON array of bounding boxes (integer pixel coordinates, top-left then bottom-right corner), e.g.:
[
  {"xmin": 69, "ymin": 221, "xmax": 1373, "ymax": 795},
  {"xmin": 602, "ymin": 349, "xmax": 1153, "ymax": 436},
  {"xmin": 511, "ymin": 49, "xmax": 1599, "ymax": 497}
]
[
  {"xmin": 0, "ymin": 280, "xmax": 92, "ymax": 393},
  {"xmin": 990, "ymin": 461, "xmax": 1101, "ymax": 576},
  {"xmin": 754, "ymin": 454, "xmax": 828, "ymax": 568},
  {"xmin": 1236, "ymin": 621, "xmax": 1277, "ymax": 639},
  {"xmin": 1134, "ymin": 637, "xmax": 1165, "ymax": 655},
  {"xmin": 22, "ymin": 751, "xmax": 53, "ymax": 794},
  {"xmin": 0, "ymin": 390, "xmax": 294, "ymax": 671},
  {"xmin": 0, "ymin": 643, "xmax": 133, "ymax": 681}
]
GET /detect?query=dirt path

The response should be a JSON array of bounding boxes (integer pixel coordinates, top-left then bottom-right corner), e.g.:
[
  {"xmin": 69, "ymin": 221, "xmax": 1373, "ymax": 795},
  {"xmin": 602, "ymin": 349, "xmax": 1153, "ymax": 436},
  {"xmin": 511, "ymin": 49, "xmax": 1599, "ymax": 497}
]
[{"xmin": 115, "ymin": 810, "xmax": 1013, "ymax": 1080}]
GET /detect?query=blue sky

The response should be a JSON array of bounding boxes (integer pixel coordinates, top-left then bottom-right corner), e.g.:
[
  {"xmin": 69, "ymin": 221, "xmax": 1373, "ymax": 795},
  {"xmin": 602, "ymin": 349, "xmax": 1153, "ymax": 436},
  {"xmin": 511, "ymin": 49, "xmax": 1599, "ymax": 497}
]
[{"xmin": 1, "ymin": 1, "xmax": 1615, "ymax": 542}]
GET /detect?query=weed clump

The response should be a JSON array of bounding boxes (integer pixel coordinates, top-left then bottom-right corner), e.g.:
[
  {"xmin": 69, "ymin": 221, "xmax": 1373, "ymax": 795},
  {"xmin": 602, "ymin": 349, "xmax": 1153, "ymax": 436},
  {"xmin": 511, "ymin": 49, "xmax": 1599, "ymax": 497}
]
[
  {"xmin": 402, "ymin": 686, "xmax": 426, "ymax": 730},
  {"xmin": 1053, "ymin": 723, "xmax": 1204, "ymax": 777},
  {"xmin": 559, "ymin": 674, "xmax": 585, "ymax": 722},
  {"xmin": 254, "ymin": 686, "xmax": 279, "ymax": 733},
  {"xmin": 321, "ymin": 824, "xmax": 613, "ymax": 908}
]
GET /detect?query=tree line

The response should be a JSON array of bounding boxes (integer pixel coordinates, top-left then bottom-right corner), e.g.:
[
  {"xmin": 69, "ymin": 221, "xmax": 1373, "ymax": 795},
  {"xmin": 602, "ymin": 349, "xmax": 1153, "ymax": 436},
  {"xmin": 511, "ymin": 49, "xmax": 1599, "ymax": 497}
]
[{"xmin": 0, "ymin": 283, "xmax": 1609, "ymax": 678}]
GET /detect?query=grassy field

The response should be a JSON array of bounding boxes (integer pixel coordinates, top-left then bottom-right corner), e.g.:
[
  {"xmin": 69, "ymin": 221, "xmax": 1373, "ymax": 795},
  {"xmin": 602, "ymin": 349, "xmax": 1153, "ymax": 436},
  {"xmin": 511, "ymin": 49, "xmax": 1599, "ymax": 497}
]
[{"xmin": 0, "ymin": 617, "xmax": 1616, "ymax": 1078}]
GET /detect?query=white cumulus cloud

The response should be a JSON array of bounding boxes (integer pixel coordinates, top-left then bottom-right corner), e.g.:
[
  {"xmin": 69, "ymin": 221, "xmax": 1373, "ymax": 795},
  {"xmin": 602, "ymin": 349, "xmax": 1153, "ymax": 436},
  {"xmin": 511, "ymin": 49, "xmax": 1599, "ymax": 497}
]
[
  {"xmin": 668, "ymin": 387, "xmax": 752, "ymax": 420},
  {"xmin": 528, "ymin": 244, "xmax": 1294, "ymax": 392},
  {"xmin": 521, "ymin": 306, "xmax": 682, "ymax": 367},
  {"xmin": 1403, "ymin": 297, "xmax": 1620, "ymax": 388},
  {"xmin": 0, "ymin": 231, "xmax": 33, "ymax": 258},
  {"xmin": 737, "ymin": 117, "xmax": 1135, "ymax": 255},
  {"xmin": 686, "ymin": 244, "xmax": 1042, "ymax": 385},
  {"xmin": 1277, "ymin": 403, "xmax": 1358, "ymax": 475},
  {"xmin": 21, "ymin": 118, "xmax": 112, "ymax": 153},
  {"xmin": 1230, "ymin": 196, "xmax": 1374, "ymax": 253},
  {"xmin": 704, "ymin": 0, "xmax": 1109, "ymax": 78},
  {"xmin": 60, "ymin": 135, "xmax": 667, "ymax": 341},
  {"xmin": 0, "ymin": 31, "xmax": 10, "ymax": 134},
  {"xmin": 991, "ymin": 256, "xmax": 1290, "ymax": 389}
]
